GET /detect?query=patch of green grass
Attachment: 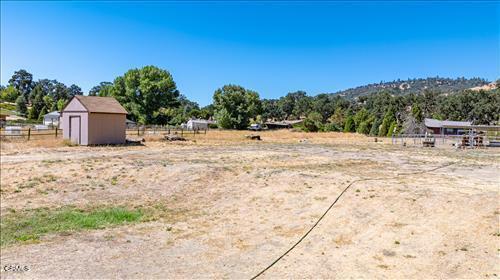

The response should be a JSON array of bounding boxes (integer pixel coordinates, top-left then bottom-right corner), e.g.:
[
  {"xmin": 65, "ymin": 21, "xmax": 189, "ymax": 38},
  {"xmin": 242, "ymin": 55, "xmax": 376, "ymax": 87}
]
[{"xmin": 0, "ymin": 206, "xmax": 143, "ymax": 247}]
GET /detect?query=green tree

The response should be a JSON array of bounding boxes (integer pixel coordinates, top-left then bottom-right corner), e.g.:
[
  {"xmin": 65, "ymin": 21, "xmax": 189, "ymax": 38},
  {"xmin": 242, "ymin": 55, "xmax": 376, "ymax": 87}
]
[
  {"xmin": 357, "ymin": 115, "xmax": 375, "ymax": 135},
  {"xmin": 57, "ymin": 99, "xmax": 67, "ymax": 111},
  {"xmin": 387, "ymin": 120, "xmax": 398, "ymax": 137},
  {"xmin": 411, "ymin": 103, "xmax": 423, "ymax": 122},
  {"xmin": 27, "ymin": 107, "xmax": 37, "ymax": 120},
  {"xmin": 343, "ymin": 115, "xmax": 355, "ymax": 132},
  {"xmin": 278, "ymin": 91, "xmax": 310, "ymax": 119},
  {"xmin": 213, "ymin": 84, "xmax": 261, "ymax": 129},
  {"xmin": 0, "ymin": 86, "xmax": 20, "ymax": 102},
  {"xmin": 110, "ymin": 66, "xmax": 180, "ymax": 124},
  {"xmin": 421, "ymin": 89, "xmax": 439, "ymax": 118},
  {"xmin": 29, "ymin": 79, "xmax": 54, "ymax": 104},
  {"xmin": 53, "ymin": 82, "xmax": 69, "ymax": 104},
  {"xmin": 303, "ymin": 111, "xmax": 323, "ymax": 132},
  {"xmin": 311, "ymin": 94, "xmax": 335, "ymax": 122},
  {"xmin": 68, "ymin": 84, "xmax": 83, "ymax": 97},
  {"xmin": 15, "ymin": 95, "xmax": 27, "ymax": 116},
  {"xmin": 28, "ymin": 85, "xmax": 45, "ymax": 120},
  {"xmin": 8, "ymin": 69, "xmax": 33, "ymax": 100},
  {"xmin": 369, "ymin": 118, "xmax": 381, "ymax": 136},
  {"xmin": 155, "ymin": 95, "xmax": 201, "ymax": 125},
  {"xmin": 43, "ymin": 95, "xmax": 54, "ymax": 112},
  {"xmin": 38, "ymin": 107, "xmax": 48, "ymax": 121},
  {"xmin": 89, "ymin": 82, "xmax": 113, "ymax": 96},
  {"xmin": 354, "ymin": 108, "xmax": 369, "ymax": 133},
  {"xmin": 261, "ymin": 99, "xmax": 285, "ymax": 121},
  {"xmin": 199, "ymin": 104, "xmax": 215, "ymax": 120},
  {"xmin": 327, "ymin": 107, "xmax": 345, "ymax": 131},
  {"xmin": 378, "ymin": 108, "xmax": 395, "ymax": 137}
]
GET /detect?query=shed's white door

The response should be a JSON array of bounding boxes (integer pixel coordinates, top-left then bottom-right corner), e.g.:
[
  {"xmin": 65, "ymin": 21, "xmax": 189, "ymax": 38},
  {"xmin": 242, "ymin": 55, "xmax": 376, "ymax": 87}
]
[{"xmin": 69, "ymin": 116, "xmax": 81, "ymax": 144}]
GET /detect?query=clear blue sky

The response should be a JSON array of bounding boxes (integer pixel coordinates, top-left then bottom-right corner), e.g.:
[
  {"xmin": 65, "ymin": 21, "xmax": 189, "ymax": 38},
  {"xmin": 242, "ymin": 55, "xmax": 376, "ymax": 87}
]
[{"xmin": 1, "ymin": 1, "xmax": 499, "ymax": 106}]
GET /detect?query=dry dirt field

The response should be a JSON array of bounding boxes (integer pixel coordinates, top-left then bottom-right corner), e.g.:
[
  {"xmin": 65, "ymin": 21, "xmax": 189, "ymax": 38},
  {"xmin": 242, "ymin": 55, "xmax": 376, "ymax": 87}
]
[{"xmin": 1, "ymin": 131, "xmax": 499, "ymax": 279}]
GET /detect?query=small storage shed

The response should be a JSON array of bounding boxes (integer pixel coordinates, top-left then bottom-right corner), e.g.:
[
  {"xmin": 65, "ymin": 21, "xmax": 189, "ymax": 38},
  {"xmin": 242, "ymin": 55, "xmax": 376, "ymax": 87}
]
[{"xmin": 61, "ymin": 96, "xmax": 128, "ymax": 145}]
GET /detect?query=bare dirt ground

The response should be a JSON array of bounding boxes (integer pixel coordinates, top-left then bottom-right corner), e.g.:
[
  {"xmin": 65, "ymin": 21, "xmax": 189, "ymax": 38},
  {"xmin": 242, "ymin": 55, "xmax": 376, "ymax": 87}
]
[{"xmin": 1, "ymin": 131, "xmax": 499, "ymax": 279}]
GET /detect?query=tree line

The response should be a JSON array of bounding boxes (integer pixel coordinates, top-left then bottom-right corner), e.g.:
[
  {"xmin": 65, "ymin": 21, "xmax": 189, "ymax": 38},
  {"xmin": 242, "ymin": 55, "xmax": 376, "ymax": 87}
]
[
  {"xmin": 1, "ymin": 70, "xmax": 83, "ymax": 121},
  {"xmin": 1, "ymin": 66, "xmax": 498, "ymax": 136}
]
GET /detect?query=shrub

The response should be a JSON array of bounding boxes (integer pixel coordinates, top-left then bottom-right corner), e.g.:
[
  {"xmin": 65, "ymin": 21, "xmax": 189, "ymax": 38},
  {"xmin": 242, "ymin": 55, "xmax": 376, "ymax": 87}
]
[
  {"xmin": 15, "ymin": 95, "xmax": 27, "ymax": 116},
  {"xmin": 302, "ymin": 112, "xmax": 323, "ymax": 132},
  {"xmin": 387, "ymin": 120, "xmax": 398, "ymax": 137},
  {"xmin": 357, "ymin": 116, "xmax": 375, "ymax": 135},
  {"xmin": 343, "ymin": 116, "xmax": 355, "ymax": 132},
  {"xmin": 378, "ymin": 109, "xmax": 395, "ymax": 137},
  {"xmin": 369, "ymin": 118, "xmax": 381, "ymax": 136},
  {"xmin": 0, "ymin": 86, "xmax": 20, "ymax": 102},
  {"xmin": 323, "ymin": 122, "xmax": 341, "ymax": 132}
]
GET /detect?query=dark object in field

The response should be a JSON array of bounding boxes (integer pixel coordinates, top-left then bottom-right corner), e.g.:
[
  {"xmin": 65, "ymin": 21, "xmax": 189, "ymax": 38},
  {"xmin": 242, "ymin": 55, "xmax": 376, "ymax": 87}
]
[
  {"xmin": 164, "ymin": 134, "xmax": 186, "ymax": 141},
  {"xmin": 374, "ymin": 137, "xmax": 378, "ymax": 143},
  {"xmin": 126, "ymin": 138, "xmax": 145, "ymax": 145},
  {"xmin": 245, "ymin": 134, "xmax": 261, "ymax": 140}
]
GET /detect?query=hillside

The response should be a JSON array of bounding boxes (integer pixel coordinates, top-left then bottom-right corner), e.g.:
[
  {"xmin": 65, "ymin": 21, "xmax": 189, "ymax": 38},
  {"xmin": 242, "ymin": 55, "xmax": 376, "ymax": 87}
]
[{"xmin": 334, "ymin": 77, "xmax": 489, "ymax": 99}]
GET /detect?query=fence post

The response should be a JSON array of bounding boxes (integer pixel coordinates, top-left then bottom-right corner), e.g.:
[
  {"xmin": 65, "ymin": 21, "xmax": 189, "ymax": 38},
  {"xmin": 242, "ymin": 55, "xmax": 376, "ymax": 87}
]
[
  {"xmin": 137, "ymin": 127, "xmax": 140, "ymax": 136},
  {"xmin": 205, "ymin": 128, "xmax": 207, "ymax": 135},
  {"xmin": 55, "ymin": 127, "xmax": 58, "ymax": 138},
  {"xmin": 27, "ymin": 128, "xmax": 31, "ymax": 141},
  {"xmin": 181, "ymin": 128, "xmax": 183, "ymax": 137}
]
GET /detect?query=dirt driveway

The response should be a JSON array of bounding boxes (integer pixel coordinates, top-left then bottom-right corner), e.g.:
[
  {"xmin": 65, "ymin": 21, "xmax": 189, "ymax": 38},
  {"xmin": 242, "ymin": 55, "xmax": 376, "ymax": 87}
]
[{"xmin": 1, "ymin": 132, "xmax": 499, "ymax": 279}]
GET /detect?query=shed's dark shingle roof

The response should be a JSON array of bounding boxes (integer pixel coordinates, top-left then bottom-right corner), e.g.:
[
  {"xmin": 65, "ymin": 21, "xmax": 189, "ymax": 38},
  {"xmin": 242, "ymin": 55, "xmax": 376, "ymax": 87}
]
[{"xmin": 72, "ymin": 96, "xmax": 128, "ymax": 114}]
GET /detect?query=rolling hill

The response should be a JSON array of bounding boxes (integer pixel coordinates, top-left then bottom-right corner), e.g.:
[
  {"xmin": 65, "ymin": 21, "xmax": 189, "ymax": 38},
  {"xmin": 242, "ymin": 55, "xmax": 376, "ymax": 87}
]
[{"xmin": 334, "ymin": 77, "xmax": 490, "ymax": 99}]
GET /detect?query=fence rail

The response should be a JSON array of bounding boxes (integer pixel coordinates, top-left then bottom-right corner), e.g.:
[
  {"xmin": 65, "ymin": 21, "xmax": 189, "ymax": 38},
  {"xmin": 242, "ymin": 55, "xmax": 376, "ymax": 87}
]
[
  {"xmin": 126, "ymin": 126, "xmax": 207, "ymax": 137},
  {"xmin": 1, "ymin": 126, "xmax": 207, "ymax": 141},
  {"xmin": 0, "ymin": 127, "xmax": 60, "ymax": 140},
  {"xmin": 391, "ymin": 133, "xmax": 500, "ymax": 147}
]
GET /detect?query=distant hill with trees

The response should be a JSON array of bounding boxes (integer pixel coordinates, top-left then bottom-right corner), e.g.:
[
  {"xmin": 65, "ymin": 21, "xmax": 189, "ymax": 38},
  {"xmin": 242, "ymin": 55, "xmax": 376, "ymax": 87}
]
[{"xmin": 333, "ymin": 77, "xmax": 489, "ymax": 99}]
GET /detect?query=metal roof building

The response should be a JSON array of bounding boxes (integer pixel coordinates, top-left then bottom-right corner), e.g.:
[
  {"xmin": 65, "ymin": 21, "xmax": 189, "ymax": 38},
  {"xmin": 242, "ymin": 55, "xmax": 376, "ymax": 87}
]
[{"xmin": 424, "ymin": 118, "xmax": 472, "ymax": 135}]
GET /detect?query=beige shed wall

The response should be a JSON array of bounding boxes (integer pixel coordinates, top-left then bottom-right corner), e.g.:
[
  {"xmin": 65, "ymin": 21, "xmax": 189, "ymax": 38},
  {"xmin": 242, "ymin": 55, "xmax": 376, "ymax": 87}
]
[{"xmin": 88, "ymin": 113, "xmax": 126, "ymax": 145}]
